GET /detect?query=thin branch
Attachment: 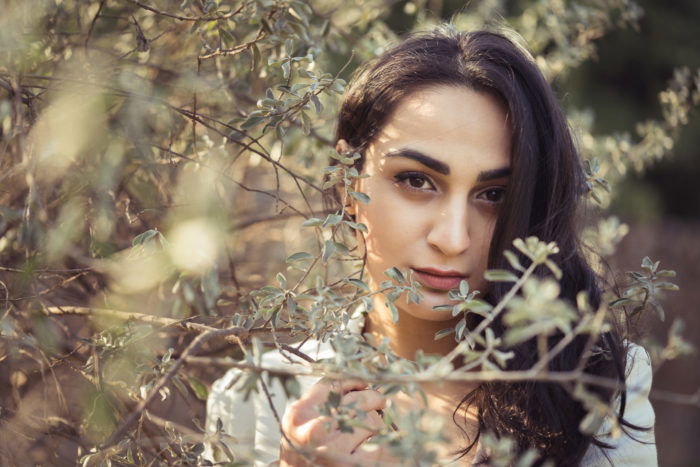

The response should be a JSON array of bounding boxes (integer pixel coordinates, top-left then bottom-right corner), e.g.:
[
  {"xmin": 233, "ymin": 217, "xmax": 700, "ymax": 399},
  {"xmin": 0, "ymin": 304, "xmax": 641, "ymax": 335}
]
[
  {"xmin": 184, "ymin": 355, "xmax": 700, "ymax": 407},
  {"xmin": 44, "ymin": 305, "xmax": 217, "ymax": 333},
  {"xmin": 438, "ymin": 261, "xmax": 539, "ymax": 367},
  {"xmin": 8, "ymin": 271, "xmax": 90, "ymax": 301},
  {"xmin": 151, "ymin": 144, "xmax": 308, "ymax": 218},
  {"xmin": 198, "ymin": 28, "xmax": 265, "ymax": 60},
  {"xmin": 84, "ymin": 0, "xmax": 107, "ymax": 52},
  {"xmin": 125, "ymin": 0, "xmax": 240, "ymax": 22},
  {"xmin": 101, "ymin": 325, "xmax": 246, "ymax": 448},
  {"xmin": 259, "ymin": 376, "xmax": 317, "ymax": 464},
  {"xmin": 42, "ymin": 305, "xmax": 293, "ymax": 347},
  {"xmin": 0, "ymin": 265, "xmax": 93, "ymax": 273}
]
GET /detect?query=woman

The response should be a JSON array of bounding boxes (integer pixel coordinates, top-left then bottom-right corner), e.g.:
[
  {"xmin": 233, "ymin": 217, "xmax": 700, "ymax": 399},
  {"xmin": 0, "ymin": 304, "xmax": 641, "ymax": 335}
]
[{"xmin": 206, "ymin": 28, "xmax": 656, "ymax": 466}]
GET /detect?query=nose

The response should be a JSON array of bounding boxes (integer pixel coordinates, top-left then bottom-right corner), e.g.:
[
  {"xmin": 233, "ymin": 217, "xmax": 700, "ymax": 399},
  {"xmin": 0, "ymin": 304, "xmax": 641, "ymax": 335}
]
[{"xmin": 426, "ymin": 198, "xmax": 470, "ymax": 257}]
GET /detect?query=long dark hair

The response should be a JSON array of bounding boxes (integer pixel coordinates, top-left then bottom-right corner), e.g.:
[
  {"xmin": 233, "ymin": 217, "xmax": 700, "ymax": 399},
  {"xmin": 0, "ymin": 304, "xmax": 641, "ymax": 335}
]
[{"xmin": 335, "ymin": 28, "xmax": 635, "ymax": 465}]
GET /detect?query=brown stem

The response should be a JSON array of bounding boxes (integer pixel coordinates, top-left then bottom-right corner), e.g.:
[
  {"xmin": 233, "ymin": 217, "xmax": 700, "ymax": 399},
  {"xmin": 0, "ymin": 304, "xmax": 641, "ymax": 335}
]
[
  {"xmin": 100, "ymin": 325, "xmax": 246, "ymax": 448},
  {"xmin": 126, "ymin": 0, "xmax": 239, "ymax": 22}
]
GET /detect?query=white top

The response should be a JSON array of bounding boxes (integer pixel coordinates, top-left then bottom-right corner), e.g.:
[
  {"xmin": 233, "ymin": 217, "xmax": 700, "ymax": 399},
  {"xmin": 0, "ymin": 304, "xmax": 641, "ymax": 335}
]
[{"xmin": 204, "ymin": 316, "xmax": 656, "ymax": 466}]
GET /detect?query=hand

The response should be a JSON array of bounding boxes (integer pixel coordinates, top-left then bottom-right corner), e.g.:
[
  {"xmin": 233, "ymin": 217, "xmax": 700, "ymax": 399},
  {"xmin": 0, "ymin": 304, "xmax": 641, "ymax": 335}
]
[{"xmin": 280, "ymin": 378, "xmax": 395, "ymax": 466}]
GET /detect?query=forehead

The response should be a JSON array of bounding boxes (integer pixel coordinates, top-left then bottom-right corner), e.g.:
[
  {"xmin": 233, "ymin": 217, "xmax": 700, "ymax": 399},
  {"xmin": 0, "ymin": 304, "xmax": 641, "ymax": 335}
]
[{"xmin": 366, "ymin": 85, "xmax": 512, "ymax": 172}]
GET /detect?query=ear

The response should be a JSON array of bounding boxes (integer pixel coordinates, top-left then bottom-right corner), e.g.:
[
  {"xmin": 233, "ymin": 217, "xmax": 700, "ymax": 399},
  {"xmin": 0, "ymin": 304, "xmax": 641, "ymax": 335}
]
[{"xmin": 334, "ymin": 139, "xmax": 356, "ymax": 216}]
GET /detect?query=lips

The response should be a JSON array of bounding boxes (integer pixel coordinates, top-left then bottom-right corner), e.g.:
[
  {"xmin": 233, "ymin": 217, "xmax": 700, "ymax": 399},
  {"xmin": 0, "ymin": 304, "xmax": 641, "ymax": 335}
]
[{"xmin": 412, "ymin": 268, "xmax": 468, "ymax": 291}]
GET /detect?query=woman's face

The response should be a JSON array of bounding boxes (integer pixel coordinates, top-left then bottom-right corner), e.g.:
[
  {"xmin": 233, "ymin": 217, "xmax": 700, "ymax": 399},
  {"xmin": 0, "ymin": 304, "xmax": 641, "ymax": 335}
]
[{"xmin": 347, "ymin": 85, "xmax": 511, "ymax": 322}]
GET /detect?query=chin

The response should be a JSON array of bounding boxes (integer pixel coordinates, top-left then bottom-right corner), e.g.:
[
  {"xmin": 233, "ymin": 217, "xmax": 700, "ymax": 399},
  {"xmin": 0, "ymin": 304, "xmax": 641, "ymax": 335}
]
[{"xmin": 400, "ymin": 297, "xmax": 457, "ymax": 322}]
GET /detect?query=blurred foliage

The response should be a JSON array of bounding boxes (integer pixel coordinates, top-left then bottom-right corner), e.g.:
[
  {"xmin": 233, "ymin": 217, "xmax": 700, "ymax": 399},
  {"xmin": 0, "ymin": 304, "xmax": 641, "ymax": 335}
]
[{"xmin": 0, "ymin": 0, "xmax": 698, "ymax": 465}]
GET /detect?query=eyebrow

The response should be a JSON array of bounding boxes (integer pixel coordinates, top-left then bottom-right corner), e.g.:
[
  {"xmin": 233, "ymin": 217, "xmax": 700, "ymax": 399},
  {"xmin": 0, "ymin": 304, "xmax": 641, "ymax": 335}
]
[
  {"xmin": 477, "ymin": 167, "xmax": 511, "ymax": 182},
  {"xmin": 383, "ymin": 148, "xmax": 511, "ymax": 181},
  {"xmin": 384, "ymin": 149, "xmax": 450, "ymax": 175}
]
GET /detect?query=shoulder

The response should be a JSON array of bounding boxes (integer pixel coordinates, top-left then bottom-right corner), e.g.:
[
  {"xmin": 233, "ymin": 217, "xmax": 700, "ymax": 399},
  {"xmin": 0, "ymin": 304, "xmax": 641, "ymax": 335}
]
[{"xmin": 582, "ymin": 342, "xmax": 657, "ymax": 466}]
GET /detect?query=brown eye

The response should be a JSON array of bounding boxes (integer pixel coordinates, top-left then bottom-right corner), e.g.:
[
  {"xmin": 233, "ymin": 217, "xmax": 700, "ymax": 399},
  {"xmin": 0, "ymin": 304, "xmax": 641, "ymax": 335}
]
[
  {"xmin": 394, "ymin": 172, "xmax": 436, "ymax": 191},
  {"xmin": 409, "ymin": 175, "xmax": 427, "ymax": 188},
  {"xmin": 480, "ymin": 187, "xmax": 506, "ymax": 203}
]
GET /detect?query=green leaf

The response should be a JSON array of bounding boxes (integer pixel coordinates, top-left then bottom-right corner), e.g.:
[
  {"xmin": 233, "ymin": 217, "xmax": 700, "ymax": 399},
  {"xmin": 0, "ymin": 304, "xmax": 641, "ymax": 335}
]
[
  {"xmin": 344, "ymin": 221, "xmax": 367, "ymax": 232},
  {"xmin": 330, "ymin": 79, "xmax": 345, "ymax": 94},
  {"xmin": 322, "ymin": 213, "xmax": 343, "ymax": 227},
  {"xmin": 187, "ymin": 377, "xmax": 208, "ymax": 401},
  {"xmin": 286, "ymin": 252, "xmax": 313, "ymax": 262},
  {"xmin": 459, "ymin": 280, "xmax": 469, "ymax": 297},
  {"xmin": 347, "ymin": 278, "xmax": 370, "ymax": 292},
  {"xmin": 455, "ymin": 318, "xmax": 466, "ymax": 340},
  {"xmin": 300, "ymin": 111, "xmax": 311, "ymax": 135},
  {"xmin": 132, "ymin": 229, "xmax": 159, "ymax": 246},
  {"xmin": 544, "ymin": 259, "xmax": 563, "ymax": 280},
  {"xmin": 219, "ymin": 27, "xmax": 235, "ymax": 47},
  {"xmin": 656, "ymin": 269, "xmax": 676, "ymax": 277},
  {"xmin": 387, "ymin": 300, "xmax": 399, "ymax": 323},
  {"xmin": 287, "ymin": 297, "xmax": 297, "ymax": 315},
  {"xmin": 504, "ymin": 250, "xmax": 525, "ymax": 272},
  {"xmin": 251, "ymin": 44, "xmax": 261, "ymax": 71},
  {"xmin": 579, "ymin": 410, "xmax": 604, "ymax": 435},
  {"xmin": 322, "ymin": 178, "xmax": 338, "ymax": 190},
  {"xmin": 327, "ymin": 390, "xmax": 341, "ymax": 408},
  {"xmin": 333, "ymin": 241, "xmax": 349, "ymax": 254},
  {"xmin": 310, "ymin": 93, "xmax": 322, "ymax": 113},
  {"xmin": 484, "ymin": 270, "xmax": 519, "ymax": 282},
  {"xmin": 302, "ymin": 217, "xmax": 323, "ymax": 227},
  {"xmin": 322, "ymin": 240, "xmax": 335, "ymax": 262},
  {"xmin": 434, "ymin": 328, "xmax": 455, "ymax": 340},
  {"xmin": 348, "ymin": 190, "xmax": 370, "ymax": 204},
  {"xmin": 241, "ymin": 115, "xmax": 265, "ymax": 129},
  {"xmin": 408, "ymin": 291, "xmax": 421, "ymax": 304},
  {"xmin": 284, "ymin": 377, "xmax": 301, "ymax": 399},
  {"xmin": 464, "ymin": 299, "xmax": 493, "ymax": 317},
  {"xmin": 385, "ymin": 267, "xmax": 405, "ymax": 284}
]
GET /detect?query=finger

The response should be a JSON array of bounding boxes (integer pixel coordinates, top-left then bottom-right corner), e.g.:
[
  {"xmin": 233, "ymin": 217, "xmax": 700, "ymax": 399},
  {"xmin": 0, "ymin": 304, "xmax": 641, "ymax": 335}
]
[
  {"xmin": 311, "ymin": 377, "xmax": 369, "ymax": 398},
  {"xmin": 361, "ymin": 409, "xmax": 385, "ymax": 431},
  {"xmin": 285, "ymin": 378, "xmax": 369, "ymax": 427},
  {"xmin": 341, "ymin": 389, "xmax": 387, "ymax": 413},
  {"xmin": 284, "ymin": 378, "xmax": 370, "ymax": 428},
  {"xmin": 295, "ymin": 414, "xmax": 337, "ymax": 445},
  {"xmin": 329, "ymin": 410, "xmax": 384, "ymax": 454},
  {"xmin": 296, "ymin": 378, "xmax": 369, "ymax": 413}
]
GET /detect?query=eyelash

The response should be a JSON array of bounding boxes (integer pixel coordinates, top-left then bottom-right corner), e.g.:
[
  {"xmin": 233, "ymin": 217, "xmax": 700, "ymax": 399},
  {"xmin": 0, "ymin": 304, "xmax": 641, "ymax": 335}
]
[
  {"xmin": 393, "ymin": 171, "xmax": 507, "ymax": 204},
  {"xmin": 393, "ymin": 171, "xmax": 436, "ymax": 191}
]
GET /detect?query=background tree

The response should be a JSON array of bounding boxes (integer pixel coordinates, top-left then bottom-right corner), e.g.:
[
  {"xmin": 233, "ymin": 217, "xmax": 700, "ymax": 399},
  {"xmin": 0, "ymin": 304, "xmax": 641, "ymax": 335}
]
[{"xmin": 0, "ymin": 0, "xmax": 698, "ymax": 465}]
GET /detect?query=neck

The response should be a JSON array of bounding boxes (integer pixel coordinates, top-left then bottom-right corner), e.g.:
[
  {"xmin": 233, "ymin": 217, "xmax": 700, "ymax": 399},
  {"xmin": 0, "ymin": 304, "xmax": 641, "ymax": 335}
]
[{"xmin": 364, "ymin": 296, "xmax": 462, "ymax": 360}]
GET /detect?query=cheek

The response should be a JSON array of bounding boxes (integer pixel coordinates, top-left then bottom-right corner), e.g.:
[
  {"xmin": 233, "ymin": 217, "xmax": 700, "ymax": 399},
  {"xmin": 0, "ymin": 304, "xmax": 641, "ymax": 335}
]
[
  {"xmin": 469, "ymin": 215, "xmax": 498, "ymax": 292},
  {"xmin": 354, "ymin": 184, "xmax": 421, "ymax": 279}
]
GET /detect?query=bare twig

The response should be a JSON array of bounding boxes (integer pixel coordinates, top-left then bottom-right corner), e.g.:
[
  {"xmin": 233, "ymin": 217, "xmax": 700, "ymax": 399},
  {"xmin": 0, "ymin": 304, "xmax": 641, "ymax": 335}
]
[
  {"xmin": 151, "ymin": 144, "xmax": 308, "ymax": 218},
  {"xmin": 126, "ymin": 0, "xmax": 239, "ymax": 22},
  {"xmin": 84, "ymin": 0, "xmax": 107, "ymax": 52},
  {"xmin": 8, "ymin": 271, "xmax": 90, "ymax": 301},
  {"xmin": 259, "ymin": 376, "xmax": 318, "ymax": 464},
  {"xmin": 198, "ymin": 28, "xmax": 265, "ymax": 60},
  {"xmin": 101, "ymin": 325, "xmax": 247, "ymax": 448},
  {"xmin": 184, "ymin": 355, "xmax": 700, "ymax": 408}
]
